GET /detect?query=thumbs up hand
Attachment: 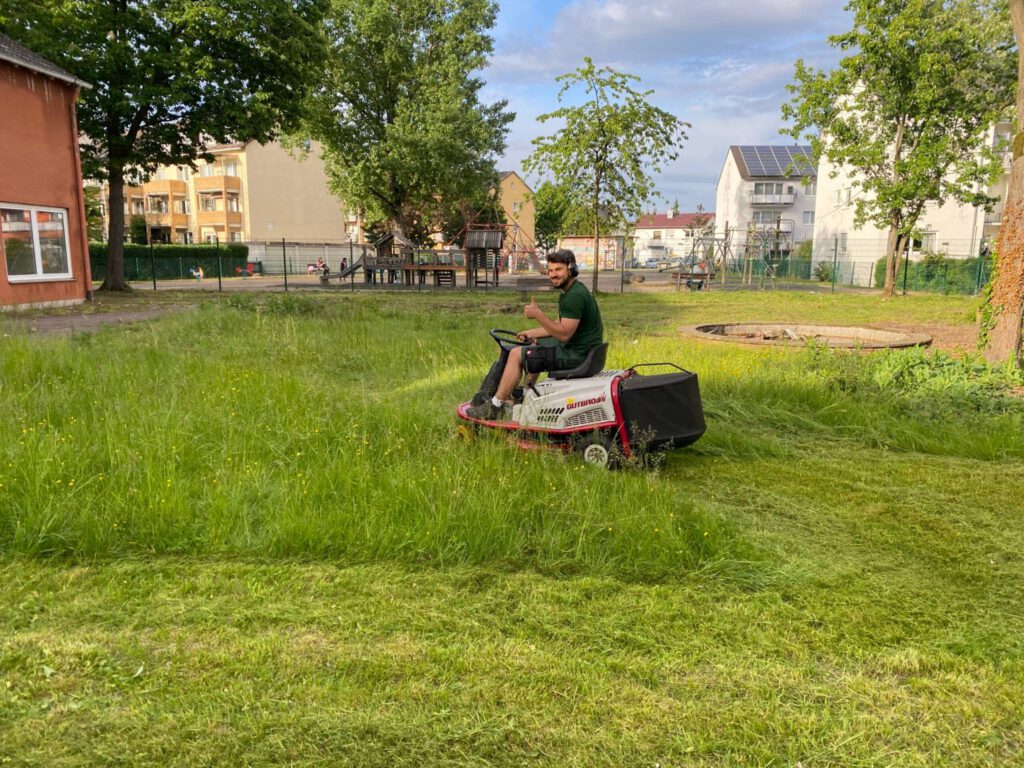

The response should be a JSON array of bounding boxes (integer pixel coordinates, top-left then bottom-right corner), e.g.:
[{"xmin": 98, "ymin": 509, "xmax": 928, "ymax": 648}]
[{"xmin": 523, "ymin": 296, "xmax": 542, "ymax": 320}]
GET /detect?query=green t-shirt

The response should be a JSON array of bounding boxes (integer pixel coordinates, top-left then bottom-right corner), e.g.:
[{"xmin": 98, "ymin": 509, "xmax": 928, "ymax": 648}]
[{"xmin": 558, "ymin": 280, "xmax": 604, "ymax": 358}]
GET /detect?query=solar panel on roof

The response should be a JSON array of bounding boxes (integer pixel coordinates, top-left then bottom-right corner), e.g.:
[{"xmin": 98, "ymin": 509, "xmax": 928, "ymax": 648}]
[{"xmin": 736, "ymin": 145, "xmax": 816, "ymax": 177}]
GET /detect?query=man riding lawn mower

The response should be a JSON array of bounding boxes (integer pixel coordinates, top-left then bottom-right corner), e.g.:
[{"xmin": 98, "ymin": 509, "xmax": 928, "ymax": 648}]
[{"xmin": 456, "ymin": 250, "xmax": 706, "ymax": 468}]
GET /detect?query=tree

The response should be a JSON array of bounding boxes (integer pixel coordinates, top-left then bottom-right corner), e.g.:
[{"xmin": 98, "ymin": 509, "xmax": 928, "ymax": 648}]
[
  {"xmin": 532, "ymin": 182, "xmax": 574, "ymax": 253},
  {"xmin": 0, "ymin": 1, "xmax": 327, "ymax": 290},
  {"xmin": 82, "ymin": 185, "xmax": 105, "ymax": 242},
  {"xmin": 984, "ymin": 0, "xmax": 1024, "ymax": 365},
  {"xmin": 781, "ymin": 0, "xmax": 1016, "ymax": 298},
  {"xmin": 300, "ymin": 0, "xmax": 513, "ymax": 242},
  {"xmin": 524, "ymin": 58, "xmax": 688, "ymax": 292},
  {"xmin": 128, "ymin": 214, "xmax": 149, "ymax": 245}
]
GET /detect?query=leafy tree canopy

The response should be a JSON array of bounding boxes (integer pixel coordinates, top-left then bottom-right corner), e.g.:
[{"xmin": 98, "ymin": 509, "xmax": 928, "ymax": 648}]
[
  {"xmin": 523, "ymin": 57, "xmax": 688, "ymax": 290},
  {"xmin": 781, "ymin": 0, "xmax": 1016, "ymax": 296},
  {"xmin": 300, "ymin": 0, "xmax": 513, "ymax": 241},
  {"xmin": 0, "ymin": 0, "xmax": 328, "ymax": 289}
]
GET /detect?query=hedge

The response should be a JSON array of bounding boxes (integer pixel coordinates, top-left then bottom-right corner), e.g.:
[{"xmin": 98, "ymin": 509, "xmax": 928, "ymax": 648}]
[
  {"xmin": 89, "ymin": 243, "xmax": 252, "ymax": 281},
  {"xmin": 873, "ymin": 253, "xmax": 990, "ymax": 296}
]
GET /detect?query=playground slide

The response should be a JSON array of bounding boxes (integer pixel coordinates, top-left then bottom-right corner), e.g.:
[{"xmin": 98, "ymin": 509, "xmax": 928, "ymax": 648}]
[{"xmin": 335, "ymin": 256, "xmax": 363, "ymax": 278}]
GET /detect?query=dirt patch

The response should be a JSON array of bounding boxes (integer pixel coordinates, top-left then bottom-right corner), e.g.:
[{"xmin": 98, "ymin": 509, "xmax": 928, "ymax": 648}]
[{"xmin": 871, "ymin": 322, "xmax": 979, "ymax": 353}]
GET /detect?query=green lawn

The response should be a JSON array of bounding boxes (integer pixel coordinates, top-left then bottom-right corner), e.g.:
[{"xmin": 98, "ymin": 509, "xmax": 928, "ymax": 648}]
[{"xmin": 1, "ymin": 289, "xmax": 1022, "ymax": 765}]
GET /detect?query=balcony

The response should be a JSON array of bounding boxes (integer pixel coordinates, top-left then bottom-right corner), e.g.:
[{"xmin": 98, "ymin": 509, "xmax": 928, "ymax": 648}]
[
  {"xmin": 146, "ymin": 211, "xmax": 190, "ymax": 228},
  {"xmin": 748, "ymin": 219, "xmax": 795, "ymax": 233},
  {"xmin": 197, "ymin": 209, "xmax": 243, "ymax": 227},
  {"xmin": 144, "ymin": 179, "xmax": 188, "ymax": 196},
  {"xmin": 194, "ymin": 174, "xmax": 241, "ymax": 194},
  {"xmin": 984, "ymin": 209, "xmax": 1003, "ymax": 225},
  {"xmin": 750, "ymin": 192, "xmax": 796, "ymax": 206}
]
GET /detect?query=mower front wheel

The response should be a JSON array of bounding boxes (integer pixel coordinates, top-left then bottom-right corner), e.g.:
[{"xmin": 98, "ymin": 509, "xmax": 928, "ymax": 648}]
[{"xmin": 576, "ymin": 433, "xmax": 618, "ymax": 470}]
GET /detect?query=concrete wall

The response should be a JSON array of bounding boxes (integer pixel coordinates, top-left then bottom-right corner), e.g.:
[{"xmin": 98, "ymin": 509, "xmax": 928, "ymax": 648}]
[{"xmin": 0, "ymin": 61, "xmax": 91, "ymax": 309}]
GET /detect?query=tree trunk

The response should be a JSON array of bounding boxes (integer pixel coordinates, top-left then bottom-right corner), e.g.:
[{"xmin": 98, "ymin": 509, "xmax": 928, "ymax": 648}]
[
  {"xmin": 591, "ymin": 178, "xmax": 600, "ymax": 293},
  {"xmin": 101, "ymin": 164, "xmax": 130, "ymax": 291},
  {"xmin": 882, "ymin": 224, "xmax": 900, "ymax": 298},
  {"xmin": 983, "ymin": 0, "xmax": 1024, "ymax": 366}
]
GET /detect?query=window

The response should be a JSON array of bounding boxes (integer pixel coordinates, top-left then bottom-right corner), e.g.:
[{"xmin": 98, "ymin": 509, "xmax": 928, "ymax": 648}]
[
  {"xmin": 844, "ymin": 188, "xmax": 852, "ymax": 207},
  {"xmin": 178, "ymin": 199, "xmax": 191, "ymax": 215},
  {"xmin": 833, "ymin": 190, "xmax": 841, "ymax": 207},
  {"xmin": 2, "ymin": 205, "xmax": 72, "ymax": 280},
  {"xmin": 199, "ymin": 194, "xmax": 217, "ymax": 212},
  {"xmin": 754, "ymin": 182, "xmax": 784, "ymax": 195},
  {"xmin": 803, "ymin": 211, "xmax": 815, "ymax": 225},
  {"xmin": 224, "ymin": 161, "xmax": 239, "ymax": 177},
  {"xmin": 200, "ymin": 164, "xmax": 215, "ymax": 177},
  {"xmin": 803, "ymin": 182, "xmax": 817, "ymax": 196},
  {"xmin": 652, "ymin": 230, "xmax": 662, "ymax": 240},
  {"xmin": 177, "ymin": 167, "xmax": 190, "ymax": 181},
  {"xmin": 920, "ymin": 232, "xmax": 937, "ymax": 252},
  {"xmin": 181, "ymin": 231, "xmax": 194, "ymax": 244},
  {"xmin": 148, "ymin": 196, "xmax": 168, "ymax": 213},
  {"xmin": 131, "ymin": 201, "xmax": 145, "ymax": 215},
  {"xmin": 838, "ymin": 233, "xmax": 848, "ymax": 253},
  {"xmin": 231, "ymin": 231, "xmax": 242, "ymax": 242},
  {"xmin": 512, "ymin": 201, "xmax": 522, "ymax": 215},
  {"xmin": 752, "ymin": 211, "xmax": 779, "ymax": 225},
  {"xmin": 204, "ymin": 233, "xmax": 218, "ymax": 244},
  {"xmin": 227, "ymin": 196, "xmax": 240, "ymax": 212}
]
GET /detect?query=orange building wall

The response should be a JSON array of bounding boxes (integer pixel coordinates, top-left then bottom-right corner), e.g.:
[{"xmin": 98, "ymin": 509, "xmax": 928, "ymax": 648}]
[{"xmin": 0, "ymin": 61, "xmax": 91, "ymax": 309}]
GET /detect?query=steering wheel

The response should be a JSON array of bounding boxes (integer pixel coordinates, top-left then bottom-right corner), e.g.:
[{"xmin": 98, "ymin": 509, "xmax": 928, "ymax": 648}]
[{"xmin": 490, "ymin": 328, "xmax": 530, "ymax": 351}]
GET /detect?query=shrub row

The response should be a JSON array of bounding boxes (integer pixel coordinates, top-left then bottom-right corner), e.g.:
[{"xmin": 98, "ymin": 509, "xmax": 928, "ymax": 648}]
[
  {"xmin": 89, "ymin": 242, "xmax": 252, "ymax": 281},
  {"xmin": 873, "ymin": 253, "xmax": 989, "ymax": 295}
]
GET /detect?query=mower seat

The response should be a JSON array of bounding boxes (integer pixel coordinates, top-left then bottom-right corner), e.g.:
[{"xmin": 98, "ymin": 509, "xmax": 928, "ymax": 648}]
[{"xmin": 547, "ymin": 342, "xmax": 609, "ymax": 380}]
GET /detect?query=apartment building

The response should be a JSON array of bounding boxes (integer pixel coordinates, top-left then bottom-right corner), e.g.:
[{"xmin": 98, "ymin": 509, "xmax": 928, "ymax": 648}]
[
  {"xmin": 498, "ymin": 171, "xmax": 535, "ymax": 251},
  {"xmin": 633, "ymin": 211, "xmax": 715, "ymax": 264},
  {"xmin": 104, "ymin": 141, "xmax": 363, "ymax": 244},
  {"xmin": 812, "ymin": 121, "xmax": 1010, "ymax": 281},
  {"xmin": 715, "ymin": 145, "xmax": 818, "ymax": 251}
]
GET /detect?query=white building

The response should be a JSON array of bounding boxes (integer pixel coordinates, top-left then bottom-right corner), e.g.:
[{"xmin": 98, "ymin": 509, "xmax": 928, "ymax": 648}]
[
  {"xmin": 715, "ymin": 145, "xmax": 818, "ymax": 255},
  {"xmin": 632, "ymin": 211, "xmax": 715, "ymax": 265},
  {"xmin": 811, "ymin": 122, "xmax": 1010, "ymax": 287}
]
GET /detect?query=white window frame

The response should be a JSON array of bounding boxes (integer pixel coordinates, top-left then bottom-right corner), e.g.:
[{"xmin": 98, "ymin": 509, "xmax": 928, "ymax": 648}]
[
  {"xmin": 803, "ymin": 181, "xmax": 817, "ymax": 196},
  {"xmin": 1, "ymin": 202, "xmax": 74, "ymax": 283},
  {"xmin": 802, "ymin": 211, "xmax": 815, "ymax": 225}
]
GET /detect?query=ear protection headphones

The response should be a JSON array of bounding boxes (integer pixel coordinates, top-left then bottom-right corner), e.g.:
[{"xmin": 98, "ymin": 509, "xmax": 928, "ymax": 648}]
[{"xmin": 567, "ymin": 254, "xmax": 579, "ymax": 278}]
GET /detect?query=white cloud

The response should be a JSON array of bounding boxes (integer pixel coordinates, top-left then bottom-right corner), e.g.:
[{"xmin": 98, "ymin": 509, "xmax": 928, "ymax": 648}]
[{"xmin": 485, "ymin": 0, "xmax": 849, "ymax": 209}]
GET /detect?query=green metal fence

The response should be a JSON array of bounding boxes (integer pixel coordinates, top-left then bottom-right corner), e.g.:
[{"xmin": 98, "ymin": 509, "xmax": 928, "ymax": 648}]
[{"xmin": 89, "ymin": 243, "xmax": 252, "ymax": 282}]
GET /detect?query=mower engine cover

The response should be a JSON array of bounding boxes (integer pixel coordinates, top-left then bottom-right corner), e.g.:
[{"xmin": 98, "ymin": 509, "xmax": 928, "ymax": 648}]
[{"xmin": 618, "ymin": 370, "xmax": 706, "ymax": 449}]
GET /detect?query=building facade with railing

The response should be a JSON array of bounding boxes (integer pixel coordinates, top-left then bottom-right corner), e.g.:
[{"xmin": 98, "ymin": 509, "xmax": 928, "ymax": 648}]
[
  {"xmin": 811, "ymin": 121, "xmax": 1011, "ymax": 284},
  {"xmin": 714, "ymin": 145, "xmax": 818, "ymax": 252},
  {"xmin": 99, "ymin": 141, "xmax": 363, "ymax": 245}
]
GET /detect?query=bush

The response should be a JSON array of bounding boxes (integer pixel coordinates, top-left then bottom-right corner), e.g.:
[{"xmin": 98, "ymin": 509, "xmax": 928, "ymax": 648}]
[
  {"xmin": 812, "ymin": 262, "xmax": 833, "ymax": 282},
  {"xmin": 89, "ymin": 242, "xmax": 251, "ymax": 281},
  {"xmin": 873, "ymin": 252, "xmax": 989, "ymax": 295}
]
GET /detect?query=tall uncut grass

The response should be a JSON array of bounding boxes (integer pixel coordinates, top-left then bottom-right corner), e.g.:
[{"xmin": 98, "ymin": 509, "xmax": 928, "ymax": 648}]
[{"xmin": 1, "ymin": 291, "xmax": 1021, "ymax": 580}]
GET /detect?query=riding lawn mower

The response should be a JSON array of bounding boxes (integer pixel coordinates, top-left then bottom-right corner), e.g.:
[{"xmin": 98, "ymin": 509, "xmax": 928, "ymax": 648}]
[{"xmin": 455, "ymin": 329, "xmax": 707, "ymax": 468}]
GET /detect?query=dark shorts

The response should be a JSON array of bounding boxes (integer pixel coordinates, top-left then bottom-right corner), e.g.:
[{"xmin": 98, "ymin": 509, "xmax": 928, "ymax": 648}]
[{"xmin": 522, "ymin": 337, "xmax": 585, "ymax": 374}]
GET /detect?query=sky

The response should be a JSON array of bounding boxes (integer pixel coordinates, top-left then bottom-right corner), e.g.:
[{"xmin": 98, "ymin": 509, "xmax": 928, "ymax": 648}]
[{"xmin": 482, "ymin": 0, "xmax": 853, "ymax": 214}]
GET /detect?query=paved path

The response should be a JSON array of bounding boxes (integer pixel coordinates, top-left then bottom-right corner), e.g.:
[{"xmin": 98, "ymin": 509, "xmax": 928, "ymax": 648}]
[{"xmin": 1, "ymin": 305, "xmax": 194, "ymax": 338}]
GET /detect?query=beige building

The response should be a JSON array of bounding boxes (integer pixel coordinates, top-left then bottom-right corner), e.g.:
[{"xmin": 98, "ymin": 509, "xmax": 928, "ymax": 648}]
[
  {"xmin": 498, "ymin": 171, "xmax": 535, "ymax": 251},
  {"xmin": 104, "ymin": 141, "xmax": 362, "ymax": 244},
  {"xmin": 556, "ymin": 235, "xmax": 626, "ymax": 270}
]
